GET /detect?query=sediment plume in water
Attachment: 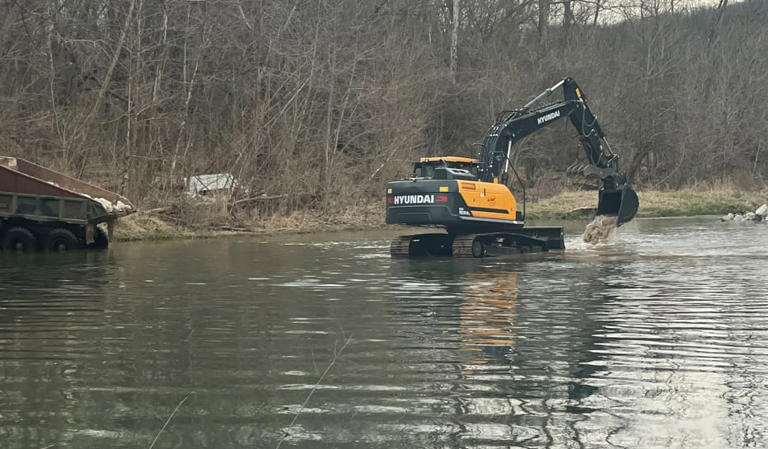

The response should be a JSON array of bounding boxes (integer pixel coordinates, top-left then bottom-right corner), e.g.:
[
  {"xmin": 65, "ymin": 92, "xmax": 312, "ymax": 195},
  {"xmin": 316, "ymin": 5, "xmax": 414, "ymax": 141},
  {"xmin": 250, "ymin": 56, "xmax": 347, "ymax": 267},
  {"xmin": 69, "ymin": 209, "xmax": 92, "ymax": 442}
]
[{"xmin": 583, "ymin": 215, "xmax": 618, "ymax": 244}]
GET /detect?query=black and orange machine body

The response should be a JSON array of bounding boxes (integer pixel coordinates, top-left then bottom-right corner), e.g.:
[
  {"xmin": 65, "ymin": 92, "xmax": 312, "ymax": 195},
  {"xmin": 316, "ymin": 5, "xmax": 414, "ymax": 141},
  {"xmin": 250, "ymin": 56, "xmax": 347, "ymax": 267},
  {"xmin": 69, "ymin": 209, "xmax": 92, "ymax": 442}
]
[{"xmin": 386, "ymin": 78, "xmax": 639, "ymax": 257}]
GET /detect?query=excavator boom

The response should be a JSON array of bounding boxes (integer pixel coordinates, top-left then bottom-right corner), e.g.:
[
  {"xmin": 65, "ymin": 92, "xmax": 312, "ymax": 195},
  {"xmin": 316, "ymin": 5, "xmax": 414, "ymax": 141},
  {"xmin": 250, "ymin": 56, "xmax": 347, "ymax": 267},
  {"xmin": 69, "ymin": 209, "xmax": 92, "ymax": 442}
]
[{"xmin": 480, "ymin": 77, "xmax": 638, "ymax": 226}]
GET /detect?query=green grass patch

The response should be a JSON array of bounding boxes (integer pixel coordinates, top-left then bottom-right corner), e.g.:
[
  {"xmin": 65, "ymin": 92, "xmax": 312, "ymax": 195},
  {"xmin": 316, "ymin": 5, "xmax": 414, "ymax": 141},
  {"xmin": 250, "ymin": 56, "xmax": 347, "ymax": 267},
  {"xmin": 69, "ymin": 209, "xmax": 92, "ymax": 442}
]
[{"xmin": 114, "ymin": 213, "xmax": 197, "ymax": 241}]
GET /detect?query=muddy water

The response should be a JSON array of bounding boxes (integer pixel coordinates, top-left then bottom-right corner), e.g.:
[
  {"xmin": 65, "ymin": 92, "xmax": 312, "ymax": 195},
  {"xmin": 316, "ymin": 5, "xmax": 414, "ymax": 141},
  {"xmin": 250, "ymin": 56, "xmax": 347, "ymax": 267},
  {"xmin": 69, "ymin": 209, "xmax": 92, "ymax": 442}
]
[
  {"xmin": 2, "ymin": 217, "xmax": 768, "ymax": 448},
  {"xmin": 583, "ymin": 214, "xmax": 618, "ymax": 244}
]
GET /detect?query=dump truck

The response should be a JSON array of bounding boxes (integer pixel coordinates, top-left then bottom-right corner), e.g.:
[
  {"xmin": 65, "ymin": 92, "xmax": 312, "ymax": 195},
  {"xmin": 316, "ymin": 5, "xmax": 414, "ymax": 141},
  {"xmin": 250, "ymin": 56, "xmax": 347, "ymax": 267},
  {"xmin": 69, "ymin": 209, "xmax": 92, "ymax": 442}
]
[{"xmin": 0, "ymin": 157, "xmax": 134, "ymax": 252}]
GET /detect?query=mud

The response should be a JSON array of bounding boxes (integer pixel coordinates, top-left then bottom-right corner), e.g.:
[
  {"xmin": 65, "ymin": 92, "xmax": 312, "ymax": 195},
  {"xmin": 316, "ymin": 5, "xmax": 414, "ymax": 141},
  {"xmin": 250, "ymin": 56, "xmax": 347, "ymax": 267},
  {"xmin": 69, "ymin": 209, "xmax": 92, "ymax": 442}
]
[{"xmin": 583, "ymin": 215, "xmax": 618, "ymax": 244}]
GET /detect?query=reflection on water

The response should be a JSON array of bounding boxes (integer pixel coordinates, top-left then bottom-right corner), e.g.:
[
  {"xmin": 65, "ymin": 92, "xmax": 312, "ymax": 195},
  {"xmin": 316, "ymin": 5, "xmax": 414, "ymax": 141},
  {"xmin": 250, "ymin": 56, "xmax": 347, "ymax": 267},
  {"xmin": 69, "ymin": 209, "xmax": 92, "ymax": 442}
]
[
  {"xmin": 2, "ymin": 217, "xmax": 768, "ymax": 448},
  {"xmin": 460, "ymin": 272, "xmax": 517, "ymax": 352}
]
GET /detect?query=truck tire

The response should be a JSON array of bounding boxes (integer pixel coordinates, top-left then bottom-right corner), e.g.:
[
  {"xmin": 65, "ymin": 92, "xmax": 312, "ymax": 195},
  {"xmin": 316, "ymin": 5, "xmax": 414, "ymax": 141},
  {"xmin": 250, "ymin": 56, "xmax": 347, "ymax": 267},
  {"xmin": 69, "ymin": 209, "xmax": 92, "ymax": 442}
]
[
  {"xmin": 45, "ymin": 228, "xmax": 82, "ymax": 252},
  {"xmin": 89, "ymin": 227, "xmax": 109, "ymax": 249},
  {"xmin": 2, "ymin": 227, "xmax": 38, "ymax": 252}
]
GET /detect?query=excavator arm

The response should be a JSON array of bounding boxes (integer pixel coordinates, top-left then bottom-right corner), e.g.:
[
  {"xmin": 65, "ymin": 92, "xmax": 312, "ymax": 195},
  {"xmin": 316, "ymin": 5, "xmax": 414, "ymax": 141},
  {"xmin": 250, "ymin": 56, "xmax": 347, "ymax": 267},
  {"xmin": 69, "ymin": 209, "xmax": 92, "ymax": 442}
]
[{"xmin": 478, "ymin": 78, "xmax": 638, "ymax": 226}]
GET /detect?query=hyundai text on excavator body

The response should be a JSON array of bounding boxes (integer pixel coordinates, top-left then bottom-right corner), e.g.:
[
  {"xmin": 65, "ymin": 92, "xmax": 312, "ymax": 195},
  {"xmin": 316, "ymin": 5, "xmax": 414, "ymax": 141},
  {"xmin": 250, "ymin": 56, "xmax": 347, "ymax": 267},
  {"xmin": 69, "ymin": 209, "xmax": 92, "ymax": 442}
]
[{"xmin": 385, "ymin": 78, "xmax": 639, "ymax": 257}]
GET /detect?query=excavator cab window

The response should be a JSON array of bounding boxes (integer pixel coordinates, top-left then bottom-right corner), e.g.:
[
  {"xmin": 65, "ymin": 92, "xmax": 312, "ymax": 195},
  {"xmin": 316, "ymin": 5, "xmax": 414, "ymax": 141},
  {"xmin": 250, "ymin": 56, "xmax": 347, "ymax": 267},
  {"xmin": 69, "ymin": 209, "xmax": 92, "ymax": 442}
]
[
  {"xmin": 451, "ymin": 162, "xmax": 479, "ymax": 178},
  {"xmin": 413, "ymin": 161, "xmax": 479, "ymax": 179},
  {"xmin": 413, "ymin": 163, "xmax": 436, "ymax": 179}
]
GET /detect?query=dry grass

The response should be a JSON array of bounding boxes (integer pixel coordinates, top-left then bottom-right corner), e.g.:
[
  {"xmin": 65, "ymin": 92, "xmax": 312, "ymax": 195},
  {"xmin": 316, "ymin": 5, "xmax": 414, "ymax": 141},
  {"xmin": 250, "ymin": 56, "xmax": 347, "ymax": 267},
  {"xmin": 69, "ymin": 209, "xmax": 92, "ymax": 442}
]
[
  {"xmin": 256, "ymin": 203, "xmax": 384, "ymax": 232},
  {"xmin": 526, "ymin": 191, "xmax": 600, "ymax": 218},
  {"xmin": 113, "ymin": 201, "xmax": 388, "ymax": 241}
]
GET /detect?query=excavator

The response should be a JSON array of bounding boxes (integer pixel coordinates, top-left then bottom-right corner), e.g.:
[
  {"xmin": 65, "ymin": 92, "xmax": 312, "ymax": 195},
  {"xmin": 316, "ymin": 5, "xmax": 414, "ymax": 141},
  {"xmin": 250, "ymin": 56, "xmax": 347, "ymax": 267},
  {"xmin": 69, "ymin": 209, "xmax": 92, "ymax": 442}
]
[{"xmin": 386, "ymin": 77, "xmax": 639, "ymax": 257}]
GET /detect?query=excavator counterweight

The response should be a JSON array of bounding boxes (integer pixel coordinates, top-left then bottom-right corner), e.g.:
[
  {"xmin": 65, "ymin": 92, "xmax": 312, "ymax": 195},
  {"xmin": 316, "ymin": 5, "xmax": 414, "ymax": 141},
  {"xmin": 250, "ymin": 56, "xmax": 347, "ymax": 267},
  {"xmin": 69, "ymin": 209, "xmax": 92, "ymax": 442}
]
[{"xmin": 386, "ymin": 77, "xmax": 639, "ymax": 257}]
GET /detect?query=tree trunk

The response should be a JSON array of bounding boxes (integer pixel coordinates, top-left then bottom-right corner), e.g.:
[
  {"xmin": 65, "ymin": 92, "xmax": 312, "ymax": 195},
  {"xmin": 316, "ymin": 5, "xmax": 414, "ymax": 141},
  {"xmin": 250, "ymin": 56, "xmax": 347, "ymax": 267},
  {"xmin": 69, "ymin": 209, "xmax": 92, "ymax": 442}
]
[
  {"xmin": 563, "ymin": 0, "xmax": 573, "ymax": 37},
  {"xmin": 537, "ymin": 0, "xmax": 549, "ymax": 45},
  {"xmin": 450, "ymin": 0, "xmax": 459, "ymax": 81}
]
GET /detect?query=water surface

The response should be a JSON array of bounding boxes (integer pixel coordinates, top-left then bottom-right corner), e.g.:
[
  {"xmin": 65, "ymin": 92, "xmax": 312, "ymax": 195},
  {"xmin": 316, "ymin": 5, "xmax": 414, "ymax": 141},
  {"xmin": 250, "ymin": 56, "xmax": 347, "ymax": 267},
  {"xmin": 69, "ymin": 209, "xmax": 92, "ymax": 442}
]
[{"xmin": 2, "ymin": 217, "xmax": 768, "ymax": 448}]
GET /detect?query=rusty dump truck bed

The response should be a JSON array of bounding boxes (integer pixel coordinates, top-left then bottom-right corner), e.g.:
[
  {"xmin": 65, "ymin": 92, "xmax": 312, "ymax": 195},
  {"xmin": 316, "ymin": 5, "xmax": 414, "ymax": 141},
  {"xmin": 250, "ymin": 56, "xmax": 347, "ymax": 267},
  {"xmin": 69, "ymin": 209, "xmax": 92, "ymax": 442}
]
[{"xmin": 0, "ymin": 157, "xmax": 133, "ymax": 225}]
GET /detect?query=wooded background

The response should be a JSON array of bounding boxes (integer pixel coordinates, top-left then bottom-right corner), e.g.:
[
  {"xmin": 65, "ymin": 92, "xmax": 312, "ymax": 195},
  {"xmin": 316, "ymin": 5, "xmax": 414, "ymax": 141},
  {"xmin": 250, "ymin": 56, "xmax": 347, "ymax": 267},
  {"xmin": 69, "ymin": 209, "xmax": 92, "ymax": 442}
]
[{"xmin": 1, "ymin": 0, "xmax": 766, "ymax": 214}]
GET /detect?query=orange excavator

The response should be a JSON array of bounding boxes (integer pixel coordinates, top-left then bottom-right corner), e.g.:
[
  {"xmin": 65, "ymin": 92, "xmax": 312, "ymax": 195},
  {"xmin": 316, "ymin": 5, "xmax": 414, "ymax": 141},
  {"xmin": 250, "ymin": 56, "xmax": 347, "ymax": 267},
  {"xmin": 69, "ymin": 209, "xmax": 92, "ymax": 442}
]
[{"xmin": 386, "ymin": 77, "xmax": 639, "ymax": 257}]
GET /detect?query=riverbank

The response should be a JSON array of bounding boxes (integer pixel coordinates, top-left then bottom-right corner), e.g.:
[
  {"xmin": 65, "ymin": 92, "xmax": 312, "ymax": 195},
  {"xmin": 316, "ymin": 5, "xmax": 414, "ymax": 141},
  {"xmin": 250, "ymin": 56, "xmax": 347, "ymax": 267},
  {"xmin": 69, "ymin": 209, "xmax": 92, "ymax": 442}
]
[
  {"xmin": 114, "ymin": 203, "xmax": 386, "ymax": 241},
  {"xmin": 526, "ymin": 188, "xmax": 768, "ymax": 219},
  {"xmin": 114, "ymin": 188, "xmax": 768, "ymax": 242}
]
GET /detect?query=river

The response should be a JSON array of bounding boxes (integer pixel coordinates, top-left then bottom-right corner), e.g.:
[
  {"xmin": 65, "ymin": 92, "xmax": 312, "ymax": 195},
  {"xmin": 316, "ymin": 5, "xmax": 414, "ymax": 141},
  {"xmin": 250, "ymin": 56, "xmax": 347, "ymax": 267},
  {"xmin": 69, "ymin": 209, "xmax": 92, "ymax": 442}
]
[{"xmin": 1, "ymin": 217, "xmax": 767, "ymax": 448}]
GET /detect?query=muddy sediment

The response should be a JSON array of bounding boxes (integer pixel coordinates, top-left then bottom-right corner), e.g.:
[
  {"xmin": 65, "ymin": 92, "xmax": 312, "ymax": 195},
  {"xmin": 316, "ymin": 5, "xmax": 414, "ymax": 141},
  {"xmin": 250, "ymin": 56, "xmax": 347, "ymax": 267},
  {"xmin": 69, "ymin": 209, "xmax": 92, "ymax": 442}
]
[{"xmin": 583, "ymin": 215, "xmax": 618, "ymax": 244}]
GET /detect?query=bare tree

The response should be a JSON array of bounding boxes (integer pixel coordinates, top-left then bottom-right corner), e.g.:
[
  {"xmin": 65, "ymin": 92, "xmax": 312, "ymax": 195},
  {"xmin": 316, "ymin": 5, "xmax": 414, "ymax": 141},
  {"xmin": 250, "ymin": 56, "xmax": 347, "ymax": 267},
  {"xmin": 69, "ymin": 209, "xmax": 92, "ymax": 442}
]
[{"xmin": 0, "ymin": 0, "xmax": 765, "ymax": 225}]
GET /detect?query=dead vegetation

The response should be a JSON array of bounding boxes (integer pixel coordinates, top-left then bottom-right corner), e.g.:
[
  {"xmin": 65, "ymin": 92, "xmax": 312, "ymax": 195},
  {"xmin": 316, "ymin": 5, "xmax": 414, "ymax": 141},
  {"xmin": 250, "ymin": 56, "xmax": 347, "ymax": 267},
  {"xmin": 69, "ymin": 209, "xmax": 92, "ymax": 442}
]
[
  {"xmin": 114, "ymin": 200, "xmax": 386, "ymax": 241},
  {"xmin": 1, "ymin": 1, "xmax": 765, "ymax": 233}
]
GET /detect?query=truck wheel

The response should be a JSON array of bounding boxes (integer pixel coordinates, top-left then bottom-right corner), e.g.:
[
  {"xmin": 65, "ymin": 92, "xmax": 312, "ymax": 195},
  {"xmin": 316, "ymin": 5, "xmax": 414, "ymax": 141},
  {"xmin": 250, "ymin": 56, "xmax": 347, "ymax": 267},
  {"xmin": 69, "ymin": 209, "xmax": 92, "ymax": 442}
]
[
  {"xmin": 45, "ymin": 228, "xmax": 82, "ymax": 252},
  {"xmin": 89, "ymin": 227, "xmax": 109, "ymax": 249},
  {"xmin": 2, "ymin": 227, "xmax": 37, "ymax": 252}
]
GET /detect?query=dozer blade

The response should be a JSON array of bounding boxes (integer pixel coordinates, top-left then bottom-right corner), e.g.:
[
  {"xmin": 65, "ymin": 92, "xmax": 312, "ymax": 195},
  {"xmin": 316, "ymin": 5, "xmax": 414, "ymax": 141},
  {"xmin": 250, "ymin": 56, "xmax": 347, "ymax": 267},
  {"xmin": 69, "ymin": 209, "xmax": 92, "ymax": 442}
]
[{"xmin": 596, "ymin": 187, "xmax": 639, "ymax": 227}]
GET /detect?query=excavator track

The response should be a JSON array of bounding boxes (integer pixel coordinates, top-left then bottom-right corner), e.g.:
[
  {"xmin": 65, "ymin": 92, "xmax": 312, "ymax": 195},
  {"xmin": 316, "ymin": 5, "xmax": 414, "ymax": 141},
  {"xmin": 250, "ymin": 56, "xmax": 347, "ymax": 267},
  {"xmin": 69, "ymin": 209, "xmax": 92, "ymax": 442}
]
[
  {"xmin": 391, "ymin": 228, "xmax": 563, "ymax": 258},
  {"xmin": 391, "ymin": 233, "xmax": 454, "ymax": 258},
  {"xmin": 451, "ymin": 234, "xmax": 485, "ymax": 258},
  {"xmin": 390, "ymin": 235, "xmax": 415, "ymax": 258}
]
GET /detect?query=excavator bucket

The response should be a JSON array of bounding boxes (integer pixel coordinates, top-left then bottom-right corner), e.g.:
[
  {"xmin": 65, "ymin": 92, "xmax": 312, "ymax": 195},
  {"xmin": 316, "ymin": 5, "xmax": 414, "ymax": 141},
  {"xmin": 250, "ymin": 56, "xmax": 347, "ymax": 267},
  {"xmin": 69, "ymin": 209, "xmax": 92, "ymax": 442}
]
[{"xmin": 596, "ymin": 187, "xmax": 639, "ymax": 227}]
